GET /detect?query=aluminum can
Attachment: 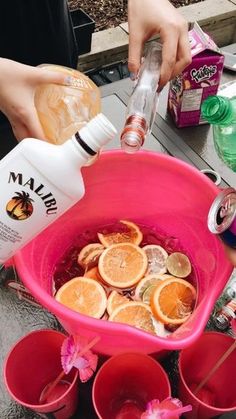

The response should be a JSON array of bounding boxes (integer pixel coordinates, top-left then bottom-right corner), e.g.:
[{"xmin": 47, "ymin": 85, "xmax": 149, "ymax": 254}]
[
  {"xmin": 208, "ymin": 187, "xmax": 236, "ymax": 248},
  {"xmin": 213, "ymin": 298, "xmax": 236, "ymax": 330}
]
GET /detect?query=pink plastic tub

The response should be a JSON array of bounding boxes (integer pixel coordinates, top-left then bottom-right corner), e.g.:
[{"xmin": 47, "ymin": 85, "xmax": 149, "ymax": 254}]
[{"xmin": 14, "ymin": 150, "xmax": 232, "ymax": 356}]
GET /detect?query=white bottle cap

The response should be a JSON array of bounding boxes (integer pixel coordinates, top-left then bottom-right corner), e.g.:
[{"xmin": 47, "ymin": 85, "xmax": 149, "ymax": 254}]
[{"xmin": 78, "ymin": 113, "xmax": 117, "ymax": 153}]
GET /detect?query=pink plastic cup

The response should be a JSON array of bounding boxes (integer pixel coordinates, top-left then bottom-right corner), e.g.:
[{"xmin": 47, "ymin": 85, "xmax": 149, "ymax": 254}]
[
  {"xmin": 92, "ymin": 352, "xmax": 171, "ymax": 419},
  {"xmin": 4, "ymin": 329, "xmax": 79, "ymax": 419},
  {"xmin": 178, "ymin": 331, "xmax": 236, "ymax": 418},
  {"xmin": 14, "ymin": 150, "xmax": 233, "ymax": 355}
]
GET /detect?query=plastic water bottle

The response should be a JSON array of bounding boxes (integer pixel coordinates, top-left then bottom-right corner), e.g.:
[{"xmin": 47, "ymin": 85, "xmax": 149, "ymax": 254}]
[
  {"xmin": 0, "ymin": 114, "xmax": 117, "ymax": 263},
  {"xmin": 120, "ymin": 42, "xmax": 162, "ymax": 153},
  {"xmin": 201, "ymin": 95, "xmax": 236, "ymax": 171}
]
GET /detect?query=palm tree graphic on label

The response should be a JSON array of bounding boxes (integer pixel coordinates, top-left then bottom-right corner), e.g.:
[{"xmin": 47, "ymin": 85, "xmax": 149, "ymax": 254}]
[{"xmin": 6, "ymin": 191, "xmax": 34, "ymax": 220}]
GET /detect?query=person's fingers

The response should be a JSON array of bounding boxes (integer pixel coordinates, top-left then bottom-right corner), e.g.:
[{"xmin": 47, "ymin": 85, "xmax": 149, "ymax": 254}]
[
  {"xmin": 171, "ymin": 30, "xmax": 192, "ymax": 78},
  {"xmin": 34, "ymin": 68, "xmax": 68, "ymax": 86},
  {"xmin": 20, "ymin": 107, "xmax": 46, "ymax": 140},
  {"xmin": 9, "ymin": 107, "xmax": 46, "ymax": 141},
  {"xmin": 9, "ymin": 119, "xmax": 30, "ymax": 141},
  {"xmin": 159, "ymin": 30, "xmax": 178, "ymax": 88},
  {"xmin": 128, "ymin": 33, "xmax": 144, "ymax": 78}
]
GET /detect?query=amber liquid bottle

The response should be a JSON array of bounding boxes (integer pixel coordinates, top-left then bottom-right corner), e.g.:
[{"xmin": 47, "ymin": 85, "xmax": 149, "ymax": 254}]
[{"xmin": 35, "ymin": 64, "xmax": 101, "ymax": 145}]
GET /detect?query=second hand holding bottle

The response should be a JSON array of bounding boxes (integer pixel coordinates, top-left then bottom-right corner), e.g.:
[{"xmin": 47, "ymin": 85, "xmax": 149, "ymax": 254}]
[{"xmin": 120, "ymin": 42, "xmax": 162, "ymax": 153}]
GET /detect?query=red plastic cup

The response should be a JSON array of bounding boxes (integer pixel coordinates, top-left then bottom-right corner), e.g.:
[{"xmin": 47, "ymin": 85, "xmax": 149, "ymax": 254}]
[
  {"xmin": 92, "ymin": 352, "xmax": 171, "ymax": 419},
  {"xmin": 178, "ymin": 331, "xmax": 236, "ymax": 418},
  {"xmin": 4, "ymin": 329, "xmax": 79, "ymax": 419}
]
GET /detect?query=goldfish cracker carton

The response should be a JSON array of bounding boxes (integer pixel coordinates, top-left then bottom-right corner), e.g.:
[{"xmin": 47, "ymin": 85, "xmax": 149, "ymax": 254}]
[{"xmin": 168, "ymin": 22, "xmax": 224, "ymax": 127}]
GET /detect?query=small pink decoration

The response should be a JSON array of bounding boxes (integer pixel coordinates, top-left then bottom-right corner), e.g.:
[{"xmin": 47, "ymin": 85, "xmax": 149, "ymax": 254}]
[
  {"xmin": 61, "ymin": 335, "xmax": 98, "ymax": 382},
  {"xmin": 39, "ymin": 335, "xmax": 99, "ymax": 403},
  {"xmin": 141, "ymin": 397, "xmax": 192, "ymax": 419}
]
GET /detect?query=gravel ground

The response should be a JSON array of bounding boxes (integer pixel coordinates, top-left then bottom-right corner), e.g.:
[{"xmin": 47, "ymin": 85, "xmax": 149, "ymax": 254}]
[{"xmin": 68, "ymin": 0, "xmax": 205, "ymax": 32}]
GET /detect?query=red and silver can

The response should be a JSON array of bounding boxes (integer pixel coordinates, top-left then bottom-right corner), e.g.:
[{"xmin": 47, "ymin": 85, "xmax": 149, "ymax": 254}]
[
  {"xmin": 208, "ymin": 187, "xmax": 236, "ymax": 248},
  {"xmin": 213, "ymin": 298, "xmax": 236, "ymax": 330}
]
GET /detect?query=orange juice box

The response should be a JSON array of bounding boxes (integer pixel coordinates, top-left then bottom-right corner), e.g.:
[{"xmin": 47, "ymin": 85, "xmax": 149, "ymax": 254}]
[{"xmin": 168, "ymin": 22, "xmax": 225, "ymax": 127}]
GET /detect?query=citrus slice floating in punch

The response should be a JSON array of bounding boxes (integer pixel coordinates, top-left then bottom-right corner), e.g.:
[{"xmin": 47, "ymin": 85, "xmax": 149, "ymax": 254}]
[
  {"xmin": 166, "ymin": 252, "xmax": 192, "ymax": 278},
  {"xmin": 98, "ymin": 220, "xmax": 143, "ymax": 247},
  {"xmin": 142, "ymin": 244, "xmax": 168, "ymax": 275},
  {"xmin": 98, "ymin": 243, "xmax": 148, "ymax": 288},
  {"xmin": 151, "ymin": 277, "xmax": 196, "ymax": 325},
  {"xmin": 55, "ymin": 276, "xmax": 107, "ymax": 319}
]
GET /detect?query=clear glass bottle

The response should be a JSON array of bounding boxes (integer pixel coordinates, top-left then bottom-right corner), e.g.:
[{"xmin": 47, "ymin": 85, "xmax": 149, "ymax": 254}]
[
  {"xmin": 120, "ymin": 42, "xmax": 162, "ymax": 153},
  {"xmin": 201, "ymin": 95, "xmax": 236, "ymax": 171},
  {"xmin": 0, "ymin": 113, "xmax": 116, "ymax": 263}
]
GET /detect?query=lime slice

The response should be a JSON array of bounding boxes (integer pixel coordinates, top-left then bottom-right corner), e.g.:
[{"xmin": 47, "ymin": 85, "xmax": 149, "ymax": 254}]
[
  {"xmin": 166, "ymin": 252, "xmax": 192, "ymax": 278},
  {"xmin": 134, "ymin": 273, "xmax": 172, "ymax": 301}
]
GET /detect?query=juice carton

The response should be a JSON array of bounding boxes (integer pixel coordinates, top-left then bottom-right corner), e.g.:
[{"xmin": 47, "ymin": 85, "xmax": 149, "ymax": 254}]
[{"xmin": 168, "ymin": 22, "xmax": 225, "ymax": 127}]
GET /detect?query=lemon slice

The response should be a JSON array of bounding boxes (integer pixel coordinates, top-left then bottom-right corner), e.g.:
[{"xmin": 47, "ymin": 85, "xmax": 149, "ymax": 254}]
[{"xmin": 142, "ymin": 245, "xmax": 168, "ymax": 275}]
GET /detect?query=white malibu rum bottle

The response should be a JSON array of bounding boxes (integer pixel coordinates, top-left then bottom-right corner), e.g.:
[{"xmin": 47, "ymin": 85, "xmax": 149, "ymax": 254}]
[{"xmin": 0, "ymin": 113, "xmax": 117, "ymax": 263}]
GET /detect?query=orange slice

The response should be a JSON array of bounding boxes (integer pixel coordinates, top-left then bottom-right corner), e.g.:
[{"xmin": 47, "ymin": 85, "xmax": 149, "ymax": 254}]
[
  {"xmin": 142, "ymin": 245, "xmax": 168, "ymax": 275},
  {"xmin": 55, "ymin": 276, "xmax": 107, "ymax": 319},
  {"xmin": 109, "ymin": 301, "xmax": 155, "ymax": 334},
  {"xmin": 98, "ymin": 243, "xmax": 148, "ymax": 288},
  {"xmin": 107, "ymin": 290, "xmax": 130, "ymax": 316},
  {"xmin": 84, "ymin": 266, "xmax": 112, "ymax": 294},
  {"xmin": 166, "ymin": 252, "xmax": 192, "ymax": 278},
  {"xmin": 84, "ymin": 266, "xmax": 104, "ymax": 281},
  {"xmin": 97, "ymin": 220, "xmax": 143, "ymax": 247},
  {"xmin": 84, "ymin": 266, "xmax": 114, "ymax": 295},
  {"xmin": 151, "ymin": 277, "xmax": 196, "ymax": 325},
  {"xmin": 134, "ymin": 273, "xmax": 173, "ymax": 301},
  {"xmin": 77, "ymin": 243, "xmax": 104, "ymax": 269}
]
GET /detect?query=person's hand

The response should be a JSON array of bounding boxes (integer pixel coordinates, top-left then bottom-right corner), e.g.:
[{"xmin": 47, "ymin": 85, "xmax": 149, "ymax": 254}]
[
  {"xmin": 0, "ymin": 58, "xmax": 67, "ymax": 141},
  {"xmin": 127, "ymin": 0, "xmax": 192, "ymax": 87}
]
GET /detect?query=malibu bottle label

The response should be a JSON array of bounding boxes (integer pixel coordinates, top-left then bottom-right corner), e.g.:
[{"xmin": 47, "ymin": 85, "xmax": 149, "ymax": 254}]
[{"xmin": 0, "ymin": 156, "xmax": 72, "ymax": 262}]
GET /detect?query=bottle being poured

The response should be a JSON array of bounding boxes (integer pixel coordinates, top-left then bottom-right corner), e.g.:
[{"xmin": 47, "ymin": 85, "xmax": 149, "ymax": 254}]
[{"xmin": 120, "ymin": 42, "xmax": 162, "ymax": 153}]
